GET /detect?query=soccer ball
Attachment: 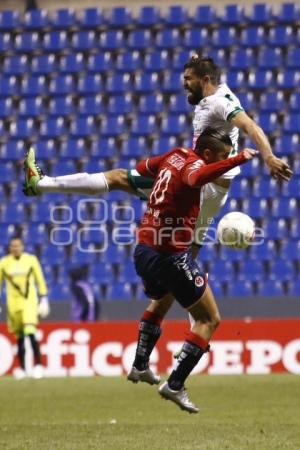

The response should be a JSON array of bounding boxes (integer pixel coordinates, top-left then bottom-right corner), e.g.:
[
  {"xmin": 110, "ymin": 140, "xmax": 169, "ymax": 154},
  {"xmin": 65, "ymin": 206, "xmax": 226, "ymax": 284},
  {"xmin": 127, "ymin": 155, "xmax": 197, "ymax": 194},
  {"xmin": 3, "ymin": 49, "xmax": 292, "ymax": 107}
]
[{"xmin": 217, "ymin": 212, "xmax": 255, "ymax": 249}]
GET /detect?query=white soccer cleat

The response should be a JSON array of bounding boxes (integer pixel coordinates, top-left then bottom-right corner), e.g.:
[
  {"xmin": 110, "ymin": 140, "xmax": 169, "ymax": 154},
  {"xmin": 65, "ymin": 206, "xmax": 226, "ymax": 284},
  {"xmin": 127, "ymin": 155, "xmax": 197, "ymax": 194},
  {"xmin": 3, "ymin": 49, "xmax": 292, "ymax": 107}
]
[
  {"xmin": 127, "ymin": 366, "xmax": 161, "ymax": 385},
  {"xmin": 13, "ymin": 368, "xmax": 27, "ymax": 380},
  {"xmin": 32, "ymin": 364, "xmax": 44, "ymax": 379},
  {"xmin": 158, "ymin": 381, "xmax": 199, "ymax": 414}
]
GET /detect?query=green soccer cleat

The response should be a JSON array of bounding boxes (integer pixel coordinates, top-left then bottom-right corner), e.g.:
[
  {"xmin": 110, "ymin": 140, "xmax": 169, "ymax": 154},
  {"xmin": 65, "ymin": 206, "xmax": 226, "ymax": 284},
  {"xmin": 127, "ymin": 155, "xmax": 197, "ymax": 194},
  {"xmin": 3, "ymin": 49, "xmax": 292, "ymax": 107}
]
[{"xmin": 23, "ymin": 147, "xmax": 44, "ymax": 196}]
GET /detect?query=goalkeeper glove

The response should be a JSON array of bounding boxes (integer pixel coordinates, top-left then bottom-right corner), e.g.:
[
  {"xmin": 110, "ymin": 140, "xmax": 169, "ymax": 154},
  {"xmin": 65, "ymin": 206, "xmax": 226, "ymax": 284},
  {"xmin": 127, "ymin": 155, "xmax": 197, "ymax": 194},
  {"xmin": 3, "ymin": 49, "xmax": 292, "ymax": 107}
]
[{"xmin": 38, "ymin": 295, "xmax": 50, "ymax": 318}]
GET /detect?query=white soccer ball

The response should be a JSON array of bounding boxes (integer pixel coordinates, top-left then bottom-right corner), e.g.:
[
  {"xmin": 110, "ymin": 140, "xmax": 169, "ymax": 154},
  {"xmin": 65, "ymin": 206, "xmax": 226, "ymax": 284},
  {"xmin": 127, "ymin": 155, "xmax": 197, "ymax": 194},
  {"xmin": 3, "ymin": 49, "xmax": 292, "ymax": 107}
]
[{"xmin": 217, "ymin": 212, "xmax": 255, "ymax": 249}]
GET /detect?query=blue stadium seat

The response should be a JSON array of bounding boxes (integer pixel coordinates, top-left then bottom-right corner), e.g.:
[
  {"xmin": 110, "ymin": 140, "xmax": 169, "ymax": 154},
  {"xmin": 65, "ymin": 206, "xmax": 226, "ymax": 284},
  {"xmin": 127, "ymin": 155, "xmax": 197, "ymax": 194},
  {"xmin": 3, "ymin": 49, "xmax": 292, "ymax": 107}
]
[
  {"xmin": 35, "ymin": 139, "xmax": 57, "ymax": 159},
  {"xmin": 106, "ymin": 73, "xmax": 133, "ymax": 94},
  {"xmin": 118, "ymin": 263, "xmax": 139, "ymax": 283},
  {"xmin": 49, "ymin": 74, "xmax": 75, "ymax": 95},
  {"xmin": 69, "ymin": 249, "xmax": 97, "ymax": 266},
  {"xmin": 276, "ymin": 3, "xmax": 300, "ymax": 23},
  {"xmin": 31, "ymin": 54, "xmax": 57, "ymax": 74},
  {"xmin": 281, "ymin": 174, "xmax": 300, "ymax": 196},
  {"xmin": 281, "ymin": 240, "xmax": 300, "ymax": 260},
  {"xmin": 106, "ymin": 282, "xmax": 132, "ymax": 300},
  {"xmin": 133, "ymin": 73, "xmax": 159, "ymax": 93},
  {"xmin": 271, "ymin": 198, "xmax": 298, "ymax": 218},
  {"xmin": 77, "ymin": 8, "xmax": 103, "ymax": 28},
  {"xmin": 161, "ymin": 114, "xmax": 188, "ymax": 135},
  {"xmin": 0, "ymin": 33, "xmax": 13, "ymax": 52},
  {"xmin": 260, "ymin": 91, "xmax": 285, "ymax": 112},
  {"xmin": 218, "ymin": 245, "xmax": 245, "ymax": 263},
  {"xmin": 209, "ymin": 260, "xmax": 233, "ymax": 283},
  {"xmin": 100, "ymin": 115, "xmax": 126, "ymax": 137},
  {"xmin": 290, "ymin": 93, "xmax": 300, "ymax": 111},
  {"xmin": 288, "ymin": 280, "xmax": 300, "ymax": 296},
  {"xmin": 151, "ymin": 136, "xmax": 178, "ymax": 155},
  {"xmin": 42, "ymin": 31, "xmax": 69, "ymax": 51},
  {"xmin": 241, "ymin": 27, "xmax": 266, "ymax": 47},
  {"xmin": 100, "ymin": 30, "xmax": 125, "ymax": 50},
  {"xmin": 249, "ymin": 239, "xmax": 278, "ymax": 262},
  {"xmin": 59, "ymin": 53, "xmax": 85, "ymax": 73},
  {"xmin": 161, "ymin": 71, "xmax": 182, "ymax": 93},
  {"xmin": 257, "ymin": 47, "xmax": 283, "ymax": 69},
  {"xmin": 40, "ymin": 117, "xmax": 67, "ymax": 139},
  {"xmin": 171, "ymin": 50, "xmax": 192, "ymax": 70},
  {"xmin": 70, "ymin": 116, "xmax": 97, "ymax": 137},
  {"xmin": 257, "ymin": 280, "xmax": 284, "ymax": 296},
  {"xmin": 237, "ymin": 92, "xmax": 256, "ymax": 111},
  {"xmin": 136, "ymin": 6, "xmax": 161, "ymax": 27},
  {"xmin": 77, "ymin": 74, "xmax": 103, "ymax": 95},
  {"xmin": 0, "ymin": 10, "xmax": 20, "ymax": 30},
  {"xmin": 163, "ymin": 5, "xmax": 188, "ymax": 26},
  {"xmin": 49, "ymin": 284, "xmax": 69, "ymax": 301},
  {"xmin": 291, "ymin": 158, "xmax": 300, "ymax": 175},
  {"xmin": 139, "ymin": 94, "xmax": 164, "ymax": 114},
  {"xmin": 208, "ymin": 49, "xmax": 227, "ymax": 67},
  {"xmin": 49, "ymin": 96, "xmax": 76, "ymax": 116},
  {"xmin": 252, "ymin": 177, "xmax": 279, "ymax": 198},
  {"xmin": 131, "ymin": 115, "xmax": 157, "ymax": 136},
  {"xmin": 50, "ymin": 8, "xmax": 76, "ymax": 29},
  {"xmin": 1, "ymin": 140, "xmax": 25, "ymax": 160},
  {"xmin": 256, "ymin": 113, "xmax": 278, "ymax": 133},
  {"xmin": 247, "ymin": 4, "xmax": 274, "ymax": 23},
  {"xmin": 71, "ymin": 31, "xmax": 96, "ymax": 50},
  {"xmin": 265, "ymin": 218, "xmax": 288, "ymax": 240},
  {"xmin": 155, "ymin": 29, "xmax": 182, "ymax": 49},
  {"xmin": 212, "ymin": 27, "xmax": 238, "ymax": 48},
  {"xmin": 107, "ymin": 94, "xmax": 134, "ymax": 114},
  {"xmin": 221, "ymin": 5, "xmax": 245, "ymax": 25},
  {"xmin": 120, "ymin": 137, "xmax": 146, "ymax": 158},
  {"xmin": 168, "ymin": 94, "xmax": 190, "ymax": 114},
  {"xmin": 183, "ymin": 28, "xmax": 210, "ymax": 49},
  {"xmin": 87, "ymin": 52, "xmax": 113, "ymax": 72},
  {"xmin": 242, "ymin": 198, "xmax": 269, "ymax": 219},
  {"xmin": 20, "ymin": 75, "xmax": 46, "ymax": 96},
  {"xmin": 90, "ymin": 137, "xmax": 117, "ymax": 159},
  {"xmin": 3, "ymin": 55, "xmax": 29, "ymax": 75},
  {"xmin": 0, "ymin": 161, "xmax": 15, "ymax": 182},
  {"xmin": 19, "ymin": 97, "xmax": 46, "ymax": 117},
  {"xmin": 103, "ymin": 245, "xmax": 127, "ymax": 264},
  {"xmin": 78, "ymin": 95, "xmax": 105, "ymax": 115},
  {"xmin": 283, "ymin": 114, "xmax": 300, "ymax": 133},
  {"xmin": 229, "ymin": 178, "xmax": 251, "ymax": 199},
  {"xmin": 2, "ymin": 203, "xmax": 26, "ymax": 224},
  {"xmin": 268, "ymin": 25, "xmax": 294, "ymax": 46},
  {"xmin": 106, "ymin": 7, "xmax": 132, "ymax": 27},
  {"xmin": 10, "ymin": 118, "xmax": 37, "ymax": 139},
  {"xmin": 248, "ymin": 70, "xmax": 274, "ymax": 90},
  {"xmin": 128, "ymin": 30, "xmax": 153, "ymax": 50},
  {"xmin": 277, "ymin": 70, "xmax": 300, "ymax": 90},
  {"xmin": 0, "ymin": 98, "xmax": 14, "ymax": 118},
  {"xmin": 23, "ymin": 9, "xmax": 49, "ymax": 29},
  {"xmin": 291, "ymin": 219, "xmax": 300, "ymax": 239},
  {"xmin": 24, "ymin": 223, "xmax": 48, "ymax": 245},
  {"xmin": 0, "ymin": 224, "xmax": 17, "ymax": 241},
  {"xmin": 60, "ymin": 139, "xmax": 87, "ymax": 159},
  {"xmin": 90, "ymin": 263, "xmax": 114, "ymax": 285},
  {"xmin": 144, "ymin": 50, "xmax": 169, "ymax": 72},
  {"xmin": 227, "ymin": 280, "xmax": 254, "ymax": 297},
  {"xmin": 238, "ymin": 260, "xmax": 265, "ymax": 281},
  {"xmin": 116, "ymin": 51, "xmax": 142, "ymax": 72},
  {"xmin": 193, "ymin": 5, "xmax": 217, "ymax": 25},
  {"xmin": 269, "ymin": 259, "xmax": 294, "ymax": 281},
  {"xmin": 225, "ymin": 71, "xmax": 246, "ymax": 90},
  {"xmin": 0, "ymin": 76, "xmax": 18, "ymax": 97},
  {"xmin": 286, "ymin": 47, "xmax": 300, "ymax": 68},
  {"xmin": 15, "ymin": 32, "xmax": 40, "ymax": 52},
  {"xmin": 230, "ymin": 49, "xmax": 255, "ymax": 70}
]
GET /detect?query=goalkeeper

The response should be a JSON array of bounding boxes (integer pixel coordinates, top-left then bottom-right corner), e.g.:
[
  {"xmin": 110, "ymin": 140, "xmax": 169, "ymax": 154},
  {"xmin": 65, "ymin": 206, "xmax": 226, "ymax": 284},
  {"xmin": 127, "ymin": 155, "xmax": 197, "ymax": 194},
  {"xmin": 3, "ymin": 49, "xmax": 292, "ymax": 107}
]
[{"xmin": 0, "ymin": 237, "xmax": 50, "ymax": 379}]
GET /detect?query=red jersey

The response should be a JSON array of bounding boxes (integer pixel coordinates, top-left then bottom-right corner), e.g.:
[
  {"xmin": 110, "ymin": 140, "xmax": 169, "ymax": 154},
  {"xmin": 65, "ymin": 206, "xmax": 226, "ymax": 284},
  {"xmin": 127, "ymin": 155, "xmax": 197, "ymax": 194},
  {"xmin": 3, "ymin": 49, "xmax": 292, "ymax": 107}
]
[{"xmin": 136, "ymin": 147, "xmax": 249, "ymax": 254}]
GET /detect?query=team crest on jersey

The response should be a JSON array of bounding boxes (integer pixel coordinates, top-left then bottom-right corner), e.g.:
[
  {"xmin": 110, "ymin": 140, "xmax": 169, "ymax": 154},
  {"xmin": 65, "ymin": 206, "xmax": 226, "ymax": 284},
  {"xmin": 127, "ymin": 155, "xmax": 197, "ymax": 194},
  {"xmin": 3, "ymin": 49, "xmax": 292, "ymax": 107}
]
[{"xmin": 195, "ymin": 275, "xmax": 204, "ymax": 287}]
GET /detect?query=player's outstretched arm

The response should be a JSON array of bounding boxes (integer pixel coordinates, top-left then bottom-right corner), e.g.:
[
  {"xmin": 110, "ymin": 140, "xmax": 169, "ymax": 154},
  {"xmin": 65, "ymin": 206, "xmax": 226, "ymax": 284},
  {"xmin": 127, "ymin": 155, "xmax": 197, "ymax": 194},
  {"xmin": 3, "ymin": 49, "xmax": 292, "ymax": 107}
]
[{"xmin": 232, "ymin": 112, "xmax": 293, "ymax": 182}]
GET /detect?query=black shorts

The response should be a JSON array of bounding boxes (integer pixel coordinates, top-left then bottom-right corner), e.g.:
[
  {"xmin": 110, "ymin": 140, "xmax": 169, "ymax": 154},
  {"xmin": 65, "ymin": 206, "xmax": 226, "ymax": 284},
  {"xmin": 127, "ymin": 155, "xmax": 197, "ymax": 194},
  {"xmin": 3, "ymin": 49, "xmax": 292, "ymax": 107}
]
[{"xmin": 134, "ymin": 244, "xmax": 207, "ymax": 309}]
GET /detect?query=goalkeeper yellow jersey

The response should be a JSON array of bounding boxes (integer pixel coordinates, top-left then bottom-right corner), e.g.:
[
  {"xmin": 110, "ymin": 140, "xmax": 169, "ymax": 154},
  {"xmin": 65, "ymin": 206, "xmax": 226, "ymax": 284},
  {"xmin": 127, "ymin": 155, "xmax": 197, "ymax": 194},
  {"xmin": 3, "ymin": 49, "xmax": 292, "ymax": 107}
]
[{"xmin": 0, "ymin": 252, "xmax": 48, "ymax": 313}]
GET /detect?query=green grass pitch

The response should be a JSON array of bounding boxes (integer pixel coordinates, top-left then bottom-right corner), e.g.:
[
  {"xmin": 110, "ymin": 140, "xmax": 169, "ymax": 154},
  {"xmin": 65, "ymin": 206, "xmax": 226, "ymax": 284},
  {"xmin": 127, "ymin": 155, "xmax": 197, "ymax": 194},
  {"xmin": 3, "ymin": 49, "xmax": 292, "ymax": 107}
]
[{"xmin": 0, "ymin": 374, "xmax": 299, "ymax": 450}]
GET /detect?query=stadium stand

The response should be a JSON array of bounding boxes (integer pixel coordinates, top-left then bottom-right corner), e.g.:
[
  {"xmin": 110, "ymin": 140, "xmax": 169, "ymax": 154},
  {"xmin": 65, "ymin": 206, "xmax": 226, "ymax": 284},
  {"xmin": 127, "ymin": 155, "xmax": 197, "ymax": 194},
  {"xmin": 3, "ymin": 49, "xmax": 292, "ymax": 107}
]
[{"xmin": 0, "ymin": 3, "xmax": 299, "ymax": 301}]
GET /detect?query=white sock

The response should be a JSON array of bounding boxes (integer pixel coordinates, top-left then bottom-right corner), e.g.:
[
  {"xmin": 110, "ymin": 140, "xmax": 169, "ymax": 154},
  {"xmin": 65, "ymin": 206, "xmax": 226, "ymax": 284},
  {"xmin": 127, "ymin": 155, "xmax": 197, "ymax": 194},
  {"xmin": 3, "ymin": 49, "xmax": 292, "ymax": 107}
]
[{"xmin": 38, "ymin": 172, "xmax": 109, "ymax": 195}]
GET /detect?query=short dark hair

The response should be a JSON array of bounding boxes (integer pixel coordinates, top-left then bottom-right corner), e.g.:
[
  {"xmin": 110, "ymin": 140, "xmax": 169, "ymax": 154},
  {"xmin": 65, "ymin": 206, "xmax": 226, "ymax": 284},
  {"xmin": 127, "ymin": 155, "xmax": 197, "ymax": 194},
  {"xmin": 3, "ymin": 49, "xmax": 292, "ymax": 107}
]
[
  {"xmin": 195, "ymin": 128, "xmax": 233, "ymax": 155},
  {"xmin": 184, "ymin": 55, "xmax": 221, "ymax": 85}
]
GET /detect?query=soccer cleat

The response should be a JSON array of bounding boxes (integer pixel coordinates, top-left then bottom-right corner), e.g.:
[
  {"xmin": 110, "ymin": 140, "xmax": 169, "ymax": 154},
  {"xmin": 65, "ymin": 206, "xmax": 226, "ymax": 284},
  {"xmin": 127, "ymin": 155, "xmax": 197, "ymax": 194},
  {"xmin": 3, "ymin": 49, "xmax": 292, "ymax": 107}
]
[
  {"xmin": 158, "ymin": 381, "xmax": 199, "ymax": 414},
  {"xmin": 13, "ymin": 368, "xmax": 27, "ymax": 380},
  {"xmin": 23, "ymin": 147, "xmax": 44, "ymax": 196},
  {"xmin": 127, "ymin": 366, "xmax": 161, "ymax": 385},
  {"xmin": 32, "ymin": 364, "xmax": 44, "ymax": 379}
]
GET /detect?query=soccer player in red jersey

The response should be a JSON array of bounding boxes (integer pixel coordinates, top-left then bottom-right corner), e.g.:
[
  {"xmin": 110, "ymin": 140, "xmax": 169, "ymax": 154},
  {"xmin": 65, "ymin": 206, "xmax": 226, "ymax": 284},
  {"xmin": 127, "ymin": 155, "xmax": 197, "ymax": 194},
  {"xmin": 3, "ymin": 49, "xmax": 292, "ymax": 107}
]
[{"xmin": 127, "ymin": 129, "xmax": 257, "ymax": 413}]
